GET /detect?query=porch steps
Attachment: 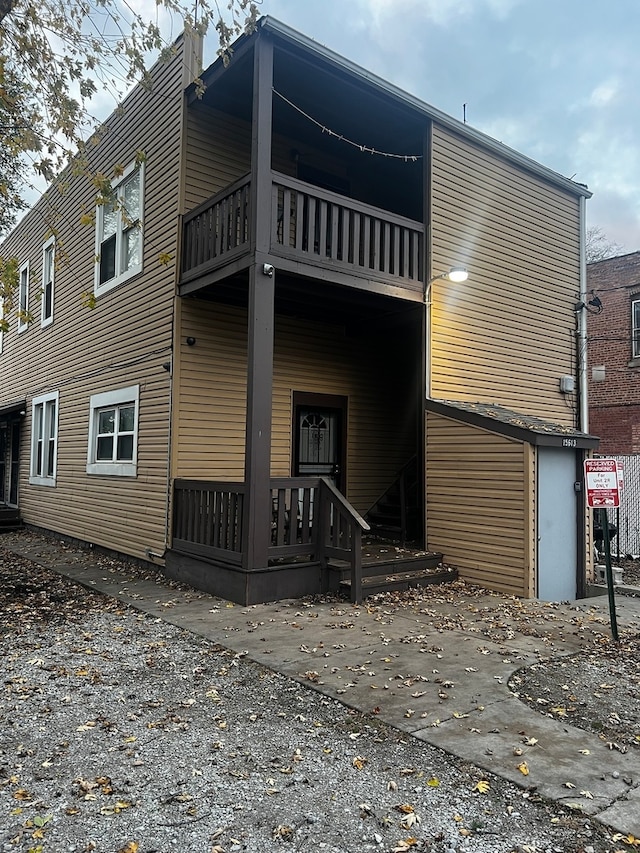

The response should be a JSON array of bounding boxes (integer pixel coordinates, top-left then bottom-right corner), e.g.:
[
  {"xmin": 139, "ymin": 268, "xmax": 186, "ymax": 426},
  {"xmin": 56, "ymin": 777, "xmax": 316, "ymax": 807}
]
[
  {"xmin": 0, "ymin": 507, "xmax": 22, "ymax": 533},
  {"xmin": 330, "ymin": 550, "xmax": 458, "ymax": 597}
]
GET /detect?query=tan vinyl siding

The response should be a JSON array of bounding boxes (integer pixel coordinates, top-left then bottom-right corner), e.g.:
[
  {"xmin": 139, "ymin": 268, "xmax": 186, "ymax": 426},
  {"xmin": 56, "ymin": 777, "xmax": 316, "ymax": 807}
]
[
  {"xmin": 0, "ymin": 41, "xmax": 186, "ymax": 560},
  {"xmin": 426, "ymin": 411, "xmax": 533, "ymax": 596},
  {"xmin": 175, "ymin": 301, "xmax": 417, "ymax": 513},
  {"xmin": 183, "ymin": 104, "xmax": 251, "ymax": 211},
  {"xmin": 430, "ymin": 124, "xmax": 580, "ymax": 424}
]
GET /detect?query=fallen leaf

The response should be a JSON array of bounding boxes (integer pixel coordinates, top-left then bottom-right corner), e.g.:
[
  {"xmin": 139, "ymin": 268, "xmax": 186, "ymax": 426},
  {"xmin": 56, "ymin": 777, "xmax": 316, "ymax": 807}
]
[
  {"xmin": 426, "ymin": 777, "xmax": 440, "ymax": 787},
  {"xmin": 474, "ymin": 780, "xmax": 490, "ymax": 794},
  {"xmin": 517, "ymin": 761, "xmax": 530, "ymax": 776},
  {"xmin": 353, "ymin": 756, "xmax": 368, "ymax": 770}
]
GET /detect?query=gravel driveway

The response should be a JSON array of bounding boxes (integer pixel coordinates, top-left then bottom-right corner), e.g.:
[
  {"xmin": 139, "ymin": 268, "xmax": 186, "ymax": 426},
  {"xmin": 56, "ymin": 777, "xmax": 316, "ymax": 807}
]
[{"xmin": 1, "ymin": 537, "xmax": 638, "ymax": 853}]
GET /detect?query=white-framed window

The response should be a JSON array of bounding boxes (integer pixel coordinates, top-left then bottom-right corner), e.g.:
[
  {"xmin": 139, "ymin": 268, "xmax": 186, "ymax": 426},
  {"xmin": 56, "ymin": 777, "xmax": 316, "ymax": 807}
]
[
  {"xmin": 94, "ymin": 162, "xmax": 144, "ymax": 296},
  {"xmin": 30, "ymin": 390, "xmax": 59, "ymax": 486},
  {"xmin": 632, "ymin": 298, "xmax": 640, "ymax": 359},
  {"xmin": 87, "ymin": 385, "xmax": 139, "ymax": 476},
  {"xmin": 41, "ymin": 236, "xmax": 55, "ymax": 327},
  {"xmin": 18, "ymin": 261, "xmax": 29, "ymax": 333}
]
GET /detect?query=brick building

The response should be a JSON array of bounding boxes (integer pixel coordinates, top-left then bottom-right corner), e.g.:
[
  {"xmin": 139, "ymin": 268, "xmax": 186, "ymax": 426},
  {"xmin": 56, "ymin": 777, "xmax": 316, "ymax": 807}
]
[{"xmin": 588, "ymin": 251, "xmax": 640, "ymax": 454}]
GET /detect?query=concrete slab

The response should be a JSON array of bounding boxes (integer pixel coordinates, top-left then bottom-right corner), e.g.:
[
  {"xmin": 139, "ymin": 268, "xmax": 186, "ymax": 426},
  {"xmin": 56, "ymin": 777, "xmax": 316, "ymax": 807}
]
[{"xmin": 414, "ymin": 694, "xmax": 639, "ymax": 825}]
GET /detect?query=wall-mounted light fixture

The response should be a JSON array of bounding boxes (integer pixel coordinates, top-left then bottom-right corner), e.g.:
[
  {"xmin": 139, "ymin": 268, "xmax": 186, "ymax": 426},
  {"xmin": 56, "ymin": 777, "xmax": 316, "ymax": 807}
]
[
  {"xmin": 426, "ymin": 264, "xmax": 470, "ymax": 398},
  {"xmin": 428, "ymin": 266, "xmax": 469, "ymax": 285}
]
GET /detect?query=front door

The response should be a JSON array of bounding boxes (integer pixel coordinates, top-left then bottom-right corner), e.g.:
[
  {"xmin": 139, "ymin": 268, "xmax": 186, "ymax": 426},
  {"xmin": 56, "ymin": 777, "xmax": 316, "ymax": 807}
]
[{"xmin": 293, "ymin": 393, "xmax": 346, "ymax": 492}]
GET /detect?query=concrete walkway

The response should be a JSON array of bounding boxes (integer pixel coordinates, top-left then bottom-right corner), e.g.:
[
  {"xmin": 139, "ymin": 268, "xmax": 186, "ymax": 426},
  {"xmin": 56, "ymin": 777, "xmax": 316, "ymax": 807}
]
[{"xmin": 3, "ymin": 531, "xmax": 640, "ymax": 837}]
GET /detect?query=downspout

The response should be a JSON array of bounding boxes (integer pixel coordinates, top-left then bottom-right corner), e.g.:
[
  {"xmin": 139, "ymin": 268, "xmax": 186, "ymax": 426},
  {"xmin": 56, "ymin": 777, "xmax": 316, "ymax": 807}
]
[
  {"xmin": 577, "ymin": 193, "xmax": 589, "ymax": 597},
  {"xmin": 578, "ymin": 195, "xmax": 589, "ymax": 433}
]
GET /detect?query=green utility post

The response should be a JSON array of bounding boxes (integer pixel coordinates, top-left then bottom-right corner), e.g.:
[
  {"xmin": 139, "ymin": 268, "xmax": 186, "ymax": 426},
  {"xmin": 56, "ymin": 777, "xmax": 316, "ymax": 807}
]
[{"xmin": 599, "ymin": 508, "xmax": 619, "ymax": 642}]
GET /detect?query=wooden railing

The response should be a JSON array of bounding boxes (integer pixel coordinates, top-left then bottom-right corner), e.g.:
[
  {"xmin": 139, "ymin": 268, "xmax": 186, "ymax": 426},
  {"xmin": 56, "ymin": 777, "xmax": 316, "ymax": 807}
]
[
  {"xmin": 181, "ymin": 174, "xmax": 251, "ymax": 281},
  {"xmin": 180, "ymin": 171, "xmax": 424, "ymax": 290},
  {"xmin": 173, "ymin": 479, "xmax": 245, "ymax": 565},
  {"xmin": 271, "ymin": 172, "xmax": 424, "ymax": 285},
  {"xmin": 172, "ymin": 476, "xmax": 370, "ymax": 603}
]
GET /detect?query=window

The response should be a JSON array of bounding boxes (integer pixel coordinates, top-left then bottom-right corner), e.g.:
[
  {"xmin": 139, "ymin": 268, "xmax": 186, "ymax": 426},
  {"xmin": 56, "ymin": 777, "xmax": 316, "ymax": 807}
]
[
  {"xmin": 87, "ymin": 386, "xmax": 139, "ymax": 476},
  {"xmin": 633, "ymin": 299, "xmax": 640, "ymax": 359},
  {"xmin": 18, "ymin": 261, "xmax": 29, "ymax": 333},
  {"xmin": 95, "ymin": 162, "xmax": 144, "ymax": 296},
  {"xmin": 30, "ymin": 391, "xmax": 59, "ymax": 486},
  {"xmin": 41, "ymin": 236, "xmax": 55, "ymax": 326}
]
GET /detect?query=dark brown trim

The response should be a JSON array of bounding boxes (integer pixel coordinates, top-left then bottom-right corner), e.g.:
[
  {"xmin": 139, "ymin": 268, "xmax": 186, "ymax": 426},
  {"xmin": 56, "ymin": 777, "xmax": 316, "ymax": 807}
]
[
  {"xmin": 242, "ymin": 33, "xmax": 276, "ymax": 570},
  {"xmin": 426, "ymin": 398, "xmax": 599, "ymax": 450}
]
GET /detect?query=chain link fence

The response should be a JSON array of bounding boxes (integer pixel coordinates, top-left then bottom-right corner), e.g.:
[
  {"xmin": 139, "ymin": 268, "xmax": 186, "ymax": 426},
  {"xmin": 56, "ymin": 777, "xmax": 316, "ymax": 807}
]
[{"xmin": 604, "ymin": 455, "xmax": 640, "ymax": 559}]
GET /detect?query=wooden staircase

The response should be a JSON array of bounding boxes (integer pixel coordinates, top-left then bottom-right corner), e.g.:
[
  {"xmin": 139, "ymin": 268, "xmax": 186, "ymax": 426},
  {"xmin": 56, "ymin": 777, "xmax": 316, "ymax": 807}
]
[
  {"xmin": 365, "ymin": 456, "xmax": 419, "ymax": 544},
  {"xmin": 0, "ymin": 506, "xmax": 22, "ymax": 533},
  {"xmin": 330, "ymin": 538, "xmax": 457, "ymax": 598}
]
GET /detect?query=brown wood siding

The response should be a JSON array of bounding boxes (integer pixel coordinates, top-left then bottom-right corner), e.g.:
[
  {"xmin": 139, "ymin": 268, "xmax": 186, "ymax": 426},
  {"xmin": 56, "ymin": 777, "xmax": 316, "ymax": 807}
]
[
  {"xmin": 430, "ymin": 124, "xmax": 580, "ymax": 424},
  {"xmin": 0, "ymin": 40, "xmax": 186, "ymax": 560},
  {"xmin": 426, "ymin": 411, "xmax": 532, "ymax": 596},
  {"xmin": 175, "ymin": 300, "xmax": 417, "ymax": 514}
]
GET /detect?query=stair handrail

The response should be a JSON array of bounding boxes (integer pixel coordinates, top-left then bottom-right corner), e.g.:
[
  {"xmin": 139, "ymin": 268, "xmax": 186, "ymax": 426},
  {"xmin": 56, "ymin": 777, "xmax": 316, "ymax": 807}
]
[
  {"xmin": 318, "ymin": 477, "xmax": 370, "ymax": 605},
  {"xmin": 365, "ymin": 454, "xmax": 417, "ymax": 544}
]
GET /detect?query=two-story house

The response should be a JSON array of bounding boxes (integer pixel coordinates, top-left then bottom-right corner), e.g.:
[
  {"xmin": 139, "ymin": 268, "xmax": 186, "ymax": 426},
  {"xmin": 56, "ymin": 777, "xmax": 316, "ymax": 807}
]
[{"xmin": 0, "ymin": 17, "xmax": 597, "ymax": 605}]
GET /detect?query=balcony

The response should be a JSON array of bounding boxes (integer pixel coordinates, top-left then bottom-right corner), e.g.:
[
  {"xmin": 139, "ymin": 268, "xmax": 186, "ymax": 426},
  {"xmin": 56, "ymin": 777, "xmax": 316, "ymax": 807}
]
[{"xmin": 180, "ymin": 171, "xmax": 424, "ymax": 295}]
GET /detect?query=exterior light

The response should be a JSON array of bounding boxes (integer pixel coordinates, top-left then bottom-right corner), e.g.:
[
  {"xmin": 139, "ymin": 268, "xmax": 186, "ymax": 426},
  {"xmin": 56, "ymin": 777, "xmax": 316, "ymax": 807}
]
[
  {"xmin": 428, "ymin": 266, "xmax": 469, "ymax": 285},
  {"xmin": 447, "ymin": 266, "xmax": 468, "ymax": 283}
]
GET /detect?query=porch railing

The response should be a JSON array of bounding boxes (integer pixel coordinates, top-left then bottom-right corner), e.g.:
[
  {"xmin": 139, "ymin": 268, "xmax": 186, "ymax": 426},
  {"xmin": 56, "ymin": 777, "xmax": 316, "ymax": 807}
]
[
  {"xmin": 180, "ymin": 171, "xmax": 424, "ymax": 290},
  {"xmin": 172, "ymin": 476, "xmax": 369, "ymax": 602},
  {"xmin": 181, "ymin": 174, "xmax": 251, "ymax": 281},
  {"xmin": 173, "ymin": 479, "xmax": 245, "ymax": 566},
  {"xmin": 271, "ymin": 171, "xmax": 424, "ymax": 285}
]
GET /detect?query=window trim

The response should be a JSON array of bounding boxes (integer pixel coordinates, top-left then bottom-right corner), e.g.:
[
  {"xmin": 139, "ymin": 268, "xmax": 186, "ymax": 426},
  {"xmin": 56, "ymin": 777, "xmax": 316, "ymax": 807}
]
[
  {"xmin": 94, "ymin": 161, "xmax": 144, "ymax": 297},
  {"xmin": 41, "ymin": 235, "xmax": 55, "ymax": 327},
  {"xmin": 86, "ymin": 385, "xmax": 140, "ymax": 476},
  {"xmin": 18, "ymin": 261, "xmax": 29, "ymax": 333},
  {"xmin": 632, "ymin": 297, "xmax": 640, "ymax": 360},
  {"xmin": 29, "ymin": 390, "xmax": 59, "ymax": 487}
]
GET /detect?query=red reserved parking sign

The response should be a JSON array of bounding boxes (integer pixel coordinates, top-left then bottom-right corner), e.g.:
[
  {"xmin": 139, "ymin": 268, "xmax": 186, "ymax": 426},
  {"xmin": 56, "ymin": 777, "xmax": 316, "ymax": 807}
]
[{"xmin": 584, "ymin": 458, "xmax": 620, "ymax": 508}]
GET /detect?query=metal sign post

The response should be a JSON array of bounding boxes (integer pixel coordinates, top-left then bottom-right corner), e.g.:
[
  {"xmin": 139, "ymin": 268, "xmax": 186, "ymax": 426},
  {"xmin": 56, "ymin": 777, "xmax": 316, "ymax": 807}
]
[{"xmin": 584, "ymin": 459, "xmax": 620, "ymax": 642}]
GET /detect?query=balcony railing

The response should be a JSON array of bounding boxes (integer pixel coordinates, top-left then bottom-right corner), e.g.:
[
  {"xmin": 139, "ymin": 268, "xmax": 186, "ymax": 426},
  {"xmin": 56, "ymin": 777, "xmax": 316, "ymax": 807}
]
[
  {"xmin": 271, "ymin": 172, "xmax": 423, "ymax": 285},
  {"xmin": 180, "ymin": 171, "xmax": 424, "ymax": 290},
  {"xmin": 181, "ymin": 174, "xmax": 251, "ymax": 282},
  {"xmin": 172, "ymin": 476, "xmax": 369, "ymax": 602}
]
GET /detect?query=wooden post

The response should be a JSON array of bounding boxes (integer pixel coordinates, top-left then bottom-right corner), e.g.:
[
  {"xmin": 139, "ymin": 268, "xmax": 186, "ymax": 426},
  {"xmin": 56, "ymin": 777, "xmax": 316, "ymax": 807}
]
[{"xmin": 243, "ymin": 33, "xmax": 275, "ymax": 569}]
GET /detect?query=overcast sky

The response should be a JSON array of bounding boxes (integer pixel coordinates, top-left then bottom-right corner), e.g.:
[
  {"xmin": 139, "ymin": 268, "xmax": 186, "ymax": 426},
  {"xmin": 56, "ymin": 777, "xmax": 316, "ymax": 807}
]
[{"xmin": 253, "ymin": 0, "xmax": 639, "ymax": 254}]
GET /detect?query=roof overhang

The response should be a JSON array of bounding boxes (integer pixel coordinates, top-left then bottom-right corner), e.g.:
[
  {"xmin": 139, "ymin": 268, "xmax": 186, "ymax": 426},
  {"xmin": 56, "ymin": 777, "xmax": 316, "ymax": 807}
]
[
  {"xmin": 0, "ymin": 400, "xmax": 27, "ymax": 419},
  {"xmin": 255, "ymin": 17, "xmax": 591, "ymax": 201},
  {"xmin": 426, "ymin": 398, "xmax": 599, "ymax": 450}
]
